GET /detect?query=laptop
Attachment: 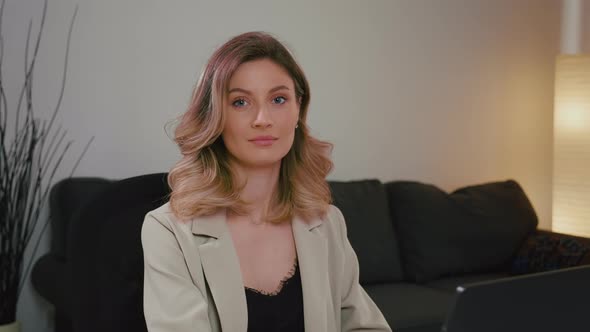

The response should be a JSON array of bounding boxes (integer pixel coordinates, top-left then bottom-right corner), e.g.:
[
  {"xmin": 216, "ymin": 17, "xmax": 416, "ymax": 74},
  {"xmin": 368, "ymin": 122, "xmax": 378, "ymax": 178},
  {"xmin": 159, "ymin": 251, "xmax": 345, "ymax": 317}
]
[{"xmin": 441, "ymin": 265, "xmax": 590, "ymax": 332}]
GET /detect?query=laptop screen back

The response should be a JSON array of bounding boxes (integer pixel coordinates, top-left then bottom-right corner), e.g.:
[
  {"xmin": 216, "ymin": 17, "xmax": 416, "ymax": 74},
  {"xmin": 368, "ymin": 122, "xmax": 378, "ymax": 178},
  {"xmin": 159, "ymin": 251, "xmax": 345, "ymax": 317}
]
[{"xmin": 442, "ymin": 265, "xmax": 590, "ymax": 332}]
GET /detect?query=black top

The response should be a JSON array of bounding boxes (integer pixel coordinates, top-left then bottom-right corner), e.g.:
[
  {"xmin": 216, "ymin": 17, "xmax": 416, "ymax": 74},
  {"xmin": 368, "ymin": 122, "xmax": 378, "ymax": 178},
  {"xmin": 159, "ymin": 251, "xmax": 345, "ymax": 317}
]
[{"xmin": 244, "ymin": 260, "xmax": 305, "ymax": 332}]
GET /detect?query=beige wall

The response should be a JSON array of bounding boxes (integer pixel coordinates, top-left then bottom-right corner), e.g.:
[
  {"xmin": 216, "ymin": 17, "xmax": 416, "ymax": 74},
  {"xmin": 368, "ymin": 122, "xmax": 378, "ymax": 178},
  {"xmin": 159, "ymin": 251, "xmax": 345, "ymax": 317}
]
[
  {"xmin": 28, "ymin": 0, "xmax": 559, "ymax": 225},
  {"xmin": 5, "ymin": 0, "xmax": 559, "ymax": 331}
]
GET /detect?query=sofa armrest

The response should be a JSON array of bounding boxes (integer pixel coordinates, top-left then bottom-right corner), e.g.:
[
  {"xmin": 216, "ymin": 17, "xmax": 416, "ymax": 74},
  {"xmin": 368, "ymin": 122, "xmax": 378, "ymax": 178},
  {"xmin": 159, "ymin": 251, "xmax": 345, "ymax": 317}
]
[
  {"xmin": 510, "ymin": 229, "xmax": 590, "ymax": 275},
  {"xmin": 31, "ymin": 253, "xmax": 72, "ymax": 316}
]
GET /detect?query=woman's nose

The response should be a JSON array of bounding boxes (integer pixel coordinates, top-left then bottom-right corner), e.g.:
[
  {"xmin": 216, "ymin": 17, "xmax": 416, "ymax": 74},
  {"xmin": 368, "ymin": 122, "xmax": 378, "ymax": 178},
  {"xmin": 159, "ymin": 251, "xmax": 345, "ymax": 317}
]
[{"xmin": 251, "ymin": 105, "xmax": 272, "ymax": 128}]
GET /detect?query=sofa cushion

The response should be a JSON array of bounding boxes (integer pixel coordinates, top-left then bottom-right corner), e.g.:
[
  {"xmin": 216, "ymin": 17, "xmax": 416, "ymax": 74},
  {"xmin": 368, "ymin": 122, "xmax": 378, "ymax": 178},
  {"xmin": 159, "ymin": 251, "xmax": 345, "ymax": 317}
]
[
  {"xmin": 364, "ymin": 283, "xmax": 452, "ymax": 332},
  {"xmin": 386, "ymin": 179, "xmax": 538, "ymax": 283},
  {"xmin": 329, "ymin": 180, "xmax": 404, "ymax": 283}
]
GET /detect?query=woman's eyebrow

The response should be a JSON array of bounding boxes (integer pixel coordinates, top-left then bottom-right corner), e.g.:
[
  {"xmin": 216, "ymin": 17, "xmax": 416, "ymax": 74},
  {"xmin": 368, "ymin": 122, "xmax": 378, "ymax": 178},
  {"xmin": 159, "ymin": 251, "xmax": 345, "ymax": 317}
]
[{"xmin": 227, "ymin": 85, "xmax": 290, "ymax": 95}]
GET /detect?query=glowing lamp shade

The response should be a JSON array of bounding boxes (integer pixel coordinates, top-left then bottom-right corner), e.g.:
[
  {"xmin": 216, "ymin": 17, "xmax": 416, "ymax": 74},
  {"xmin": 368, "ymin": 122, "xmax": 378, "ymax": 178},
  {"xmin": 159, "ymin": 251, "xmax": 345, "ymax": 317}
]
[{"xmin": 553, "ymin": 54, "xmax": 590, "ymax": 237}]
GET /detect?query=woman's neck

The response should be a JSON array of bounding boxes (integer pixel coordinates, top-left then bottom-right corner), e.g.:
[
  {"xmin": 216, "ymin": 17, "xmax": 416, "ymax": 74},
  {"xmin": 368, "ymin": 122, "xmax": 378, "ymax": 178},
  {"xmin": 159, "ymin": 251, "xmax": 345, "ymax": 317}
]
[{"xmin": 232, "ymin": 161, "xmax": 281, "ymax": 220}]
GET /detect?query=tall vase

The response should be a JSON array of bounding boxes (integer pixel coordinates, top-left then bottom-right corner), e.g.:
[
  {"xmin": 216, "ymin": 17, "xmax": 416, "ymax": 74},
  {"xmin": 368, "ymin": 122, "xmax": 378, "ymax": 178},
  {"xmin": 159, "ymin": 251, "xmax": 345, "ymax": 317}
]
[{"xmin": 0, "ymin": 321, "xmax": 20, "ymax": 332}]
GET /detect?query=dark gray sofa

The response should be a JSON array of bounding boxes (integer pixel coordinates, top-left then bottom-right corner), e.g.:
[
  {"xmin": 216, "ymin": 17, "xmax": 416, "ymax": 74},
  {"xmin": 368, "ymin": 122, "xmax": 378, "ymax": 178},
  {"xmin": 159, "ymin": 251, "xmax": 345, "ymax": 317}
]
[
  {"xmin": 32, "ymin": 173, "xmax": 590, "ymax": 332},
  {"xmin": 331, "ymin": 179, "xmax": 590, "ymax": 332}
]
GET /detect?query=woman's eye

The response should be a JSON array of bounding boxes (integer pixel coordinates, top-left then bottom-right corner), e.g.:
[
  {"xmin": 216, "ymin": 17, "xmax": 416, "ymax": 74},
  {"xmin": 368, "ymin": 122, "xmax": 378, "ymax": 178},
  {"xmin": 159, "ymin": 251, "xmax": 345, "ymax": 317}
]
[
  {"xmin": 232, "ymin": 98, "xmax": 248, "ymax": 108},
  {"xmin": 273, "ymin": 96, "xmax": 287, "ymax": 104}
]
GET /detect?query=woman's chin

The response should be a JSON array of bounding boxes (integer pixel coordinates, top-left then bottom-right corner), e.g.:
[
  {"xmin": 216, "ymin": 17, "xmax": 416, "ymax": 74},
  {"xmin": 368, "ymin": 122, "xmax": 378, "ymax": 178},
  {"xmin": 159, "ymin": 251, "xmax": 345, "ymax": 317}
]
[
  {"xmin": 232, "ymin": 149, "xmax": 288, "ymax": 168},
  {"xmin": 245, "ymin": 159, "xmax": 283, "ymax": 169}
]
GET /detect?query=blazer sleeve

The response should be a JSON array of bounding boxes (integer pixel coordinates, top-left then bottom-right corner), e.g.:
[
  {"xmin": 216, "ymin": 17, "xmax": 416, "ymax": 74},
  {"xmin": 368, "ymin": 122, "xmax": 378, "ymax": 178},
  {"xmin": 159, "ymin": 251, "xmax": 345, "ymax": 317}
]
[
  {"xmin": 141, "ymin": 213, "xmax": 212, "ymax": 332},
  {"xmin": 334, "ymin": 207, "xmax": 393, "ymax": 332}
]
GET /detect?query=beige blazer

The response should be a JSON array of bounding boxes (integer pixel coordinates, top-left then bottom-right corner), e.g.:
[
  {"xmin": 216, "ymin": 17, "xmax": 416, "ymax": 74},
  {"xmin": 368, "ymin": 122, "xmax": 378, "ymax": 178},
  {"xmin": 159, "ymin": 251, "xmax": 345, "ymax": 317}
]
[{"xmin": 141, "ymin": 203, "xmax": 392, "ymax": 332}]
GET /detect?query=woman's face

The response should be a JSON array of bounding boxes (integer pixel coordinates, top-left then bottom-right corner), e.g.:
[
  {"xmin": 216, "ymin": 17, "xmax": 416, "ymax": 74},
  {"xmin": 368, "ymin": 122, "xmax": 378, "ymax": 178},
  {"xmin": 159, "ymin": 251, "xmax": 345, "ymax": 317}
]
[{"xmin": 222, "ymin": 58, "xmax": 300, "ymax": 169}]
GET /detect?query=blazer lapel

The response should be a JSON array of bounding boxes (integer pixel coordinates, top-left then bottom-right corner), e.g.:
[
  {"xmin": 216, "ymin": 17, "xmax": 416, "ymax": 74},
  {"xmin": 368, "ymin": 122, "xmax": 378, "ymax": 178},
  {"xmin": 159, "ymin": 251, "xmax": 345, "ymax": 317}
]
[
  {"xmin": 293, "ymin": 214, "xmax": 329, "ymax": 331},
  {"xmin": 192, "ymin": 210, "xmax": 248, "ymax": 332}
]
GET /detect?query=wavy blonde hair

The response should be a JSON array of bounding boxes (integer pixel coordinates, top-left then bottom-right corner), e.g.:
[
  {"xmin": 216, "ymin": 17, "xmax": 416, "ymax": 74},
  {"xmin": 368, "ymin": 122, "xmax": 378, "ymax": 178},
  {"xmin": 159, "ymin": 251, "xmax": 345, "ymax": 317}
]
[{"xmin": 168, "ymin": 31, "xmax": 333, "ymax": 224}]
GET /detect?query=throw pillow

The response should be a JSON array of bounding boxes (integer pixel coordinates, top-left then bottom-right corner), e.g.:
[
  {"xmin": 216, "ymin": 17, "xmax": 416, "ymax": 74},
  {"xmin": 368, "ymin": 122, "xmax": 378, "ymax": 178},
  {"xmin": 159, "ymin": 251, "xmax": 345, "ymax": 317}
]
[
  {"xmin": 511, "ymin": 233, "xmax": 590, "ymax": 275},
  {"xmin": 386, "ymin": 179, "xmax": 538, "ymax": 283},
  {"xmin": 329, "ymin": 179, "xmax": 405, "ymax": 283}
]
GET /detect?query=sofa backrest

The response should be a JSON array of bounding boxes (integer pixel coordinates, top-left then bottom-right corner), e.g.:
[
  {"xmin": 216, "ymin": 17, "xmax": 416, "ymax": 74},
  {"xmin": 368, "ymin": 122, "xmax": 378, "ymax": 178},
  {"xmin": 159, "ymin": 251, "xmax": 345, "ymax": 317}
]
[
  {"xmin": 50, "ymin": 177, "xmax": 113, "ymax": 259},
  {"xmin": 329, "ymin": 179, "xmax": 405, "ymax": 284}
]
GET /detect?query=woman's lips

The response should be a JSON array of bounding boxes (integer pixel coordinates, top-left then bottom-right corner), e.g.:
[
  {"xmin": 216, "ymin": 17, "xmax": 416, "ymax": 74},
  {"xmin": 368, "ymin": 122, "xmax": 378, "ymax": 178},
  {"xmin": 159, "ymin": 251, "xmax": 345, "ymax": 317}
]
[{"xmin": 249, "ymin": 136, "xmax": 277, "ymax": 146}]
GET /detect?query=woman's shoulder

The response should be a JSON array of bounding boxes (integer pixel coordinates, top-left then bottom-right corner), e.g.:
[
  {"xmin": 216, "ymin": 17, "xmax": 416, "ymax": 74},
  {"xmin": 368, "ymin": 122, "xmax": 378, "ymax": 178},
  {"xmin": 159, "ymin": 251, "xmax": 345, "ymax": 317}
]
[
  {"xmin": 317, "ymin": 204, "xmax": 348, "ymax": 245},
  {"xmin": 146, "ymin": 201, "xmax": 174, "ymax": 219},
  {"xmin": 142, "ymin": 202, "xmax": 192, "ymax": 239},
  {"xmin": 144, "ymin": 202, "xmax": 174, "ymax": 226},
  {"xmin": 323, "ymin": 204, "xmax": 346, "ymax": 229}
]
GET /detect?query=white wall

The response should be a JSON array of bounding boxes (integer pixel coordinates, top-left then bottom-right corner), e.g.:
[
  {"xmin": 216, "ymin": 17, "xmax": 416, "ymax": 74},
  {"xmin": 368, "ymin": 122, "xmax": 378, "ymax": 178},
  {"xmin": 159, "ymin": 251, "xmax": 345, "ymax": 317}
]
[{"xmin": 4, "ymin": 0, "xmax": 559, "ymax": 331}]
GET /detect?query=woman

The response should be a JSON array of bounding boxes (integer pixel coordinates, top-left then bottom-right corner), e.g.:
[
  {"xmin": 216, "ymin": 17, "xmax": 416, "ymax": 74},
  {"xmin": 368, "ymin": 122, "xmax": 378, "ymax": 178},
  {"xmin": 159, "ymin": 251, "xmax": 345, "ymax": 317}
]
[{"xmin": 141, "ymin": 31, "xmax": 392, "ymax": 332}]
